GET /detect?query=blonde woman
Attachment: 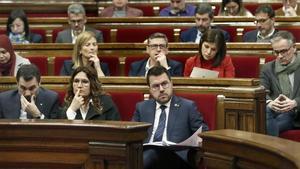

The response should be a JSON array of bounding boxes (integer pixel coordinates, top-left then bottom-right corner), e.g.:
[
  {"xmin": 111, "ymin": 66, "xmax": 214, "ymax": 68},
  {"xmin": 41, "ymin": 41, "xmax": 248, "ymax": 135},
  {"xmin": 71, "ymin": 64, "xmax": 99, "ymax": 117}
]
[{"xmin": 60, "ymin": 31, "xmax": 109, "ymax": 77}]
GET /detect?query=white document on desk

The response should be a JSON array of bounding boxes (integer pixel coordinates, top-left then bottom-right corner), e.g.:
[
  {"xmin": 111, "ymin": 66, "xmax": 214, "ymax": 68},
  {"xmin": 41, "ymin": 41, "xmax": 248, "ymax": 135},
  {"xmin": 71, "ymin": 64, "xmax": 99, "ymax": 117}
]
[
  {"xmin": 190, "ymin": 67, "xmax": 219, "ymax": 78},
  {"xmin": 143, "ymin": 126, "xmax": 203, "ymax": 148}
]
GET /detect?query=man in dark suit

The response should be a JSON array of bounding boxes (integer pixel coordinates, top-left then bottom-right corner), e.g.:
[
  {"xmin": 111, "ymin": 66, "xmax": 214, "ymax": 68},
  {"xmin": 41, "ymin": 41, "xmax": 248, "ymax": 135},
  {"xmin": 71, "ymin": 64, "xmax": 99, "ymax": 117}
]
[
  {"xmin": 132, "ymin": 66, "xmax": 209, "ymax": 169},
  {"xmin": 275, "ymin": 0, "xmax": 300, "ymax": 16},
  {"xmin": 129, "ymin": 32, "xmax": 183, "ymax": 76},
  {"xmin": 260, "ymin": 31, "xmax": 300, "ymax": 136},
  {"xmin": 180, "ymin": 3, "xmax": 230, "ymax": 43},
  {"xmin": 243, "ymin": 5, "xmax": 278, "ymax": 42},
  {"xmin": 55, "ymin": 3, "xmax": 103, "ymax": 43},
  {"xmin": 0, "ymin": 64, "xmax": 60, "ymax": 119}
]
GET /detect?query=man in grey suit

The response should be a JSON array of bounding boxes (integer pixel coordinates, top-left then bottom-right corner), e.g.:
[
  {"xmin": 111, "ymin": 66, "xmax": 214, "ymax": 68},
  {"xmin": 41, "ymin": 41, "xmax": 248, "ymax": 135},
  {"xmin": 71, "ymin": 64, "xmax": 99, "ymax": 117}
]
[
  {"xmin": 55, "ymin": 3, "xmax": 103, "ymax": 43},
  {"xmin": 243, "ymin": 5, "xmax": 278, "ymax": 42},
  {"xmin": 132, "ymin": 66, "xmax": 208, "ymax": 169},
  {"xmin": 0, "ymin": 64, "xmax": 60, "ymax": 119},
  {"xmin": 260, "ymin": 31, "xmax": 300, "ymax": 136}
]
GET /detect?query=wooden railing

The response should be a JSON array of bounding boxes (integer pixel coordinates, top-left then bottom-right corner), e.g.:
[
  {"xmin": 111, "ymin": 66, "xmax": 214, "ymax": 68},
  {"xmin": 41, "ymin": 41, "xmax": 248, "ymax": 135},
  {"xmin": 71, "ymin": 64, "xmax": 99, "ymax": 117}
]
[
  {"xmin": 200, "ymin": 129, "xmax": 300, "ymax": 169},
  {"xmin": 0, "ymin": 119, "xmax": 150, "ymax": 169},
  {"xmin": 0, "ymin": 77, "xmax": 266, "ymax": 134}
]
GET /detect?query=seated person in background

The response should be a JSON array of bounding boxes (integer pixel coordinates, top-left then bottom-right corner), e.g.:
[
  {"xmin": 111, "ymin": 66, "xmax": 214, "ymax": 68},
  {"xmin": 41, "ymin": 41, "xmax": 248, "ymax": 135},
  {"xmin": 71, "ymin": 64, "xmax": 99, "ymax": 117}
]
[
  {"xmin": 132, "ymin": 65, "xmax": 209, "ymax": 169},
  {"xmin": 275, "ymin": 0, "xmax": 300, "ymax": 16},
  {"xmin": 55, "ymin": 3, "xmax": 103, "ymax": 43},
  {"xmin": 0, "ymin": 64, "xmax": 60, "ymax": 119},
  {"xmin": 260, "ymin": 31, "xmax": 300, "ymax": 136},
  {"xmin": 60, "ymin": 31, "xmax": 109, "ymax": 77},
  {"xmin": 243, "ymin": 5, "xmax": 278, "ymax": 42},
  {"xmin": 60, "ymin": 66, "xmax": 120, "ymax": 120},
  {"xmin": 219, "ymin": 0, "xmax": 253, "ymax": 16},
  {"xmin": 184, "ymin": 29, "xmax": 235, "ymax": 77},
  {"xmin": 0, "ymin": 34, "xmax": 30, "ymax": 76},
  {"xmin": 6, "ymin": 9, "xmax": 42, "ymax": 44},
  {"xmin": 180, "ymin": 3, "xmax": 230, "ymax": 43},
  {"xmin": 159, "ymin": 0, "xmax": 196, "ymax": 16},
  {"xmin": 100, "ymin": 0, "xmax": 143, "ymax": 17},
  {"xmin": 129, "ymin": 32, "xmax": 182, "ymax": 76}
]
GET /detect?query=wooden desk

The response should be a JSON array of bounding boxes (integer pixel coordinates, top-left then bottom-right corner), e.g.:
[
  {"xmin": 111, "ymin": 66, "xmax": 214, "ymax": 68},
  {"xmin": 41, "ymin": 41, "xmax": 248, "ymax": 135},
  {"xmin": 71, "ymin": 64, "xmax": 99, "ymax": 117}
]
[
  {"xmin": 0, "ymin": 77, "xmax": 266, "ymax": 134},
  {"xmin": 200, "ymin": 129, "xmax": 300, "ymax": 169},
  {"xmin": 0, "ymin": 119, "xmax": 150, "ymax": 169}
]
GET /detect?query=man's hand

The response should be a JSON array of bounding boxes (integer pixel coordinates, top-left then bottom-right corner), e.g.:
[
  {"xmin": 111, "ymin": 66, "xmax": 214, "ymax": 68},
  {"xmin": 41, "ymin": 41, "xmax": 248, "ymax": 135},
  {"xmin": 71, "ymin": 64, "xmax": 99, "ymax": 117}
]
[
  {"xmin": 20, "ymin": 95, "xmax": 42, "ymax": 118},
  {"xmin": 268, "ymin": 94, "xmax": 297, "ymax": 112},
  {"xmin": 284, "ymin": 6, "xmax": 297, "ymax": 16},
  {"xmin": 156, "ymin": 53, "xmax": 169, "ymax": 69},
  {"xmin": 69, "ymin": 90, "xmax": 85, "ymax": 112}
]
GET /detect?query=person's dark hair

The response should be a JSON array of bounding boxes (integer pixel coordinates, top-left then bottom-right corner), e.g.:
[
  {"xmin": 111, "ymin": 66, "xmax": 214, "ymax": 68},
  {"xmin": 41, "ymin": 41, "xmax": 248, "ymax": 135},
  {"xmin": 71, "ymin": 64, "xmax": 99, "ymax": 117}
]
[
  {"xmin": 195, "ymin": 3, "xmax": 214, "ymax": 19},
  {"xmin": 16, "ymin": 64, "xmax": 41, "ymax": 83},
  {"xmin": 146, "ymin": 66, "xmax": 171, "ymax": 86},
  {"xmin": 147, "ymin": 32, "xmax": 168, "ymax": 46},
  {"xmin": 255, "ymin": 4, "xmax": 275, "ymax": 18},
  {"xmin": 271, "ymin": 30, "xmax": 295, "ymax": 46},
  {"xmin": 6, "ymin": 9, "xmax": 30, "ymax": 39},
  {"xmin": 64, "ymin": 66, "xmax": 105, "ymax": 114},
  {"xmin": 221, "ymin": 0, "xmax": 242, "ymax": 13},
  {"xmin": 199, "ymin": 29, "xmax": 227, "ymax": 67}
]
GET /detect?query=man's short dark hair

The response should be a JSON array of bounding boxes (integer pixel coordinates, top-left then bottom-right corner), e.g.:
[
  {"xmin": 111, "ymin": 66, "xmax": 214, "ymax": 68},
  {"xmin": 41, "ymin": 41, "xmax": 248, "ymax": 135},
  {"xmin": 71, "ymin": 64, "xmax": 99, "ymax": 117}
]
[
  {"xmin": 147, "ymin": 32, "xmax": 169, "ymax": 45},
  {"xmin": 255, "ymin": 4, "xmax": 275, "ymax": 18},
  {"xmin": 195, "ymin": 3, "xmax": 214, "ymax": 19},
  {"xmin": 146, "ymin": 66, "xmax": 171, "ymax": 86},
  {"xmin": 16, "ymin": 64, "xmax": 41, "ymax": 83}
]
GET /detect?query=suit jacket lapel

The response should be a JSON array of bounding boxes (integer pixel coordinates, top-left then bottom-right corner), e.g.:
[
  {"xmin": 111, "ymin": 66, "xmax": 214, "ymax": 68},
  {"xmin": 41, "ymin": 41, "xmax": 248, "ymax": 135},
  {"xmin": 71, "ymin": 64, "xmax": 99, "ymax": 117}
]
[
  {"xmin": 292, "ymin": 68, "xmax": 300, "ymax": 98},
  {"xmin": 145, "ymin": 100, "xmax": 156, "ymax": 143},
  {"xmin": 85, "ymin": 104, "xmax": 99, "ymax": 120},
  {"xmin": 15, "ymin": 92, "xmax": 22, "ymax": 118},
  {"xmin": 167, "ymin": 96, "xmax": 181, "ymax": 139}
]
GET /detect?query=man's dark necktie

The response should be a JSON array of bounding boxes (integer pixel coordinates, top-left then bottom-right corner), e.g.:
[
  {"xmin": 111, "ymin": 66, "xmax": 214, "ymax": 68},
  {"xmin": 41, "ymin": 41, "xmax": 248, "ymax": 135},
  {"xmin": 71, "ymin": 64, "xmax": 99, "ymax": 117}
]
[{"xmin": 153, "ymin": 105, "xmax": 167, "ymax": 142}]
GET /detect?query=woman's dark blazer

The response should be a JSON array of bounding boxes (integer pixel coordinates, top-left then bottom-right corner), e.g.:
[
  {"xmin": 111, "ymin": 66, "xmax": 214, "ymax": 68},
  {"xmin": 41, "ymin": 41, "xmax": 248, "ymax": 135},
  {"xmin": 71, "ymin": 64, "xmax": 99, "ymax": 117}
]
[
  {"xmin": 59, "ymin": 60, "xmax": 110, "ymax": 76},
  {"xmin": 61, "ymin": 94, "xmax": 120, "ymax": 120}
]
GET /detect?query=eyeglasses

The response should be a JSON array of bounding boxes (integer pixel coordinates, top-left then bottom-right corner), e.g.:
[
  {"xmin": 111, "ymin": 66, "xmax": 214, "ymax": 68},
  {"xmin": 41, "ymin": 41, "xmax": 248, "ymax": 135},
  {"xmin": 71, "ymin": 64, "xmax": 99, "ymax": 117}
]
[
  {"xmin": 73, "ymin": 79, "xmax": 90, "ymax": 86},
  {"xmin": 150, "ymin": 81, "xmax": 170, "ymax": 91},
  {"xmin": 148, "ymin": 44, "xmax": 167, "ymax": 50},
  {"xmin": 254, "ymin": 18, "xmax": 270, "ymax": 24},
  {"xmin": 273, "ymin": 46, "xmax": 293, "ymax": 56},
  {"xmin": 70, "ymin": 19, "xmax": 85, "ymax": 25}
]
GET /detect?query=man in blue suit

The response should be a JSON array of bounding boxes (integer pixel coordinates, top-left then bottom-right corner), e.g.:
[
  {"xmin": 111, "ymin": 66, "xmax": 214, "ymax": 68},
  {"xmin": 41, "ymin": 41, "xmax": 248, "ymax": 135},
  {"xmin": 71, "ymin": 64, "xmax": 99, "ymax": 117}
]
[
  {"xmin": 132, "ymin": 66, "xmax": 208, "ymax": 169},
  {"xmin": 129, "ymin": 32, "xmax": 183, "ymax": 76},
  {"xmin": 0, "ymin": 64, "xmax": 60, "ymax": 119},
  {"xmin": 180, "ymin": 3, "xmax": 230, "ymax": 43}
]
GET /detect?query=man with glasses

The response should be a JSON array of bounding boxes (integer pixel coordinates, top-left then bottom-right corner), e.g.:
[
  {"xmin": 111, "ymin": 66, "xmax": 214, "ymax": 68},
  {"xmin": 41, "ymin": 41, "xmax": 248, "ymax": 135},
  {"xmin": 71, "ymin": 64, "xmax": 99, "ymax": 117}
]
[
  {"xmin": 159, "ymin": 0, "xmax": 196, "ymax": 16},
  {"xmin": 260, "ymin": 31, "xmax": 300, "ymax": 136},
  {"xmin": 129, "ymin": 32, "xmax": 183, "ymax": 76},
  {"xmin": 180, "ymin": 3, "xmax": 230, "ymax": 43},
  {"xmin": 55, "ymin": 3, "xmax": 103, "ymax": 43},
  {"xmin": 0, "ymin": 64, "xmax": 60, "ymax": 119},
  {"xmin": 132, "ymin": 65, "xmax": 208, "ymax": 169},
  {"xmin": 275, "ymin": 0, "xmax": 300, "ymax": 16},
  {"xmin": 243, "ymin": 5, "xmax": 278, "ymax": 42}
]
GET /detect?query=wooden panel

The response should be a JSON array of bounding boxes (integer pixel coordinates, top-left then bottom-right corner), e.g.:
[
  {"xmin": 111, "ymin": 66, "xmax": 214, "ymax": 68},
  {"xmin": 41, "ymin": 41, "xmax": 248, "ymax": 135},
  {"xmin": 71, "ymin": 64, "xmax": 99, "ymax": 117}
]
[
  {"xmin": 200, "ymin": 129, "xmax": 300, "ymax": 169},
  {"xmin": 0, "ymin": 120, "xmax": 150, "ymax": 169}
]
